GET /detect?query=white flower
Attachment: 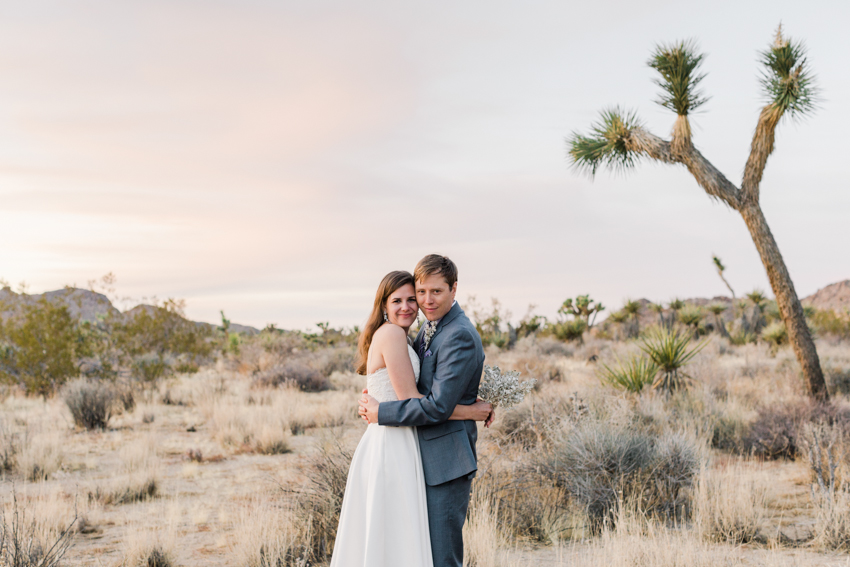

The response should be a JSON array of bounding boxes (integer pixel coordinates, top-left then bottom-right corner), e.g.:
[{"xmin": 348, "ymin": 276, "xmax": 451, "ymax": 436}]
[
  {"xmin": 477, "ymin": 365, "xmax": 536, "ymax": 409},
  {"xmin": 423, "ymin": 321, "xmax": 438, "ymax": 350}
]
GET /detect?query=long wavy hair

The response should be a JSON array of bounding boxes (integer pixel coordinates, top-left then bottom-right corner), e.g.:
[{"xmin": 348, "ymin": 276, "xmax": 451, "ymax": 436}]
[{"xmin": 356, "ymin": 271, "xmax": 415, "ymax": 375}]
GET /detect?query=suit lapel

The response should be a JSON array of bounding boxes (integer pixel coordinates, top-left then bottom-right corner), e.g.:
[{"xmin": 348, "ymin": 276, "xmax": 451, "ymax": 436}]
[{"xmin": 430, "ymin": 302, "xmax": 463, "ymax": 345}]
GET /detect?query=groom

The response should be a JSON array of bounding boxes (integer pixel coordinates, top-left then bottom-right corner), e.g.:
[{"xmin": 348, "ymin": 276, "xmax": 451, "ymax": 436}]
[{"xmin": 359, "ymin": 254, "xmax": 492, "ymax": 567}]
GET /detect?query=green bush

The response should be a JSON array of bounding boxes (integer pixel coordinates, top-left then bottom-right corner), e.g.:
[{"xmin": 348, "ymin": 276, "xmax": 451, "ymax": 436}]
[{"xmin": 0, "ymin": 299, "xmax": 81, "ymax": 396}]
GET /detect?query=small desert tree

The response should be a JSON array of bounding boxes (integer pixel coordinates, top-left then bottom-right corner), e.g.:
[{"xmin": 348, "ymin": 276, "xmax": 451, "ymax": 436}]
[{"xmin": 568, "ymin": 27, "xmax": 827, "ymax": 399}]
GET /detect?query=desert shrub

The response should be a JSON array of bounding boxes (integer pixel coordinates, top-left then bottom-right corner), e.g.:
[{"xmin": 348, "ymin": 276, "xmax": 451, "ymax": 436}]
[
  {"xmin": 114, "ymin": 300, "xmax": 213, "ymax": 385},
  {"xmin": 0, "ymin": 299, "xmax": 82, "ymax": 396},
  {"xmin": 254, "ymin": 359, "xmax": 329, "ymax": 392},
  {"xmin": 533, "ymin": 337, "xmax": 574, "ymax": 357},
  {"xmin": 312, "ymin": 347, "xmax": 356, "ymax": 377},
  {"xmin": 827, "ymin": 366, "xmax": 850, "ymax": 396},
  {"xmin": 540, "ymin": 419, "xmax": 700, "ymax": 531},
  {"xmin": 743, "ymin": 400, "xmax": 850, "ymax": 459},
  {"xmin": 62, "ymin": 378, "xmax": 118, "ymax": 430},
  {"xmin": 811, "ymin": 308, "xmax": 850, "ymax": 341},
  {"xmin": 0, "ymin": 491, "xmax": 77, "ymax": 567},
  {"xmin": 546, "ymin": 319, "xmax": 587, "ymax": 343},
  {"xmin": 291, "ymin": 440, "xmax": 352, "ymax": 563}
]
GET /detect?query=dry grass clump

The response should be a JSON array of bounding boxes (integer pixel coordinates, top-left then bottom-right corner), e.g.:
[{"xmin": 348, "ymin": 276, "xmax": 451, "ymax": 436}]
[
  {"xmin": 17, "ymin": 431, "xmax": 64, "ymax": 482},
  {"xmin": 119, "ymin": 528, "xmax": 175, "ymax": 567},
  {"xmin": 91, "ymin": 438, "xmax": 160, "ymax": 505},
  {"xmin": 0, "ymin": 489, "xmax": 77, "ymax": 567},
  {"xmin": 584, "ymin": 508, "xmax": 743, "ymax": 567},
  {"xmin": 693, "ymin": 461, "xmax": 768, "ymax": 544},
  {"xmin": 801, "ymin": 422, "xmax": 850, "ymax": 550},
  {"xmin": 464, "ymin": 481, "xmax": 509, "ymax": 567},
  {"xmin": 91, "ymin": 472, "xmax": 158, "ymax": 505},
  {"xmin": 62, "ymin": 378, "xmax": 119, "ymax": 430},
  {"xmin": 205, "ymin": 397, "xmax": 292, "ymax": 454},
  {"xmin": 288, "ymin": 439, "xmax": 352, "ymax": 564},
  {"xmin": 231, "ymin": 500, "xmax": 307, "ymax": 567}
]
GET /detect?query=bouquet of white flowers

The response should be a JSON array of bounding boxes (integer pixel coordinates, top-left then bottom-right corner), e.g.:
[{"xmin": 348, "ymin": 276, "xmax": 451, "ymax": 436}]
[{"xmin": 477, "ymin": 365, "xmax": 536, "ymax": 409}]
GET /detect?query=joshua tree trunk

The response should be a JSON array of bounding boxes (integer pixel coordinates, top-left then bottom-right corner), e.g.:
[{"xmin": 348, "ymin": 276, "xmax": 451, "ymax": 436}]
[{"xmin": 739, "ymin": 203, "xmax": 827, "ymax": 399}]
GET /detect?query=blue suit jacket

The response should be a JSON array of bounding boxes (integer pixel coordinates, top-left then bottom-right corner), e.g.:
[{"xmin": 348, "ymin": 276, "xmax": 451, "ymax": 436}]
[{"xmin": 377, "ymin": 302, "xmax": 485, "ymax": 486}]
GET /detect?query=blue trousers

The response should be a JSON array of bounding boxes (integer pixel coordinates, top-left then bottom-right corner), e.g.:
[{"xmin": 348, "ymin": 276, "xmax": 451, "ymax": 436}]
[{"xmin": 425, "ymin": 474, "xmax": 473, "ymax": 567}]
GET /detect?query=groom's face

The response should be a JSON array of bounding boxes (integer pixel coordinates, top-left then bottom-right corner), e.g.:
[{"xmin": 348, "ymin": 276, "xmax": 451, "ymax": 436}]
[{"xmin": 416, "ymin": 273, "xmax": 457, "ymax": 321}]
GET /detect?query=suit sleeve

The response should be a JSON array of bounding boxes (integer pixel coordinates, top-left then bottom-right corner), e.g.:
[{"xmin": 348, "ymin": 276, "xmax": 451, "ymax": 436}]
[{"xmin": 377, "ymin": 328, "xmax": 477, "ymax": 427}]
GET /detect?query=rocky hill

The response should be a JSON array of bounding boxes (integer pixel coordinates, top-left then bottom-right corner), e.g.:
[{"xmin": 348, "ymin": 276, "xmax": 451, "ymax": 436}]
[
  {"xmin": 0, "ymin": 287, "xmax": 259, "ymax": 334},
  {"xmin": 802, "ymin": 280, "xmax": 850, "ymax": 312}
]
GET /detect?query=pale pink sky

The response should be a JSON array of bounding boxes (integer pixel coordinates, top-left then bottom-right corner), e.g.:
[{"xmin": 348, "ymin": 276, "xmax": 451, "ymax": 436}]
[{"xmin": 2, "ymin": 1, "xmax": 848, "ymax": 329}]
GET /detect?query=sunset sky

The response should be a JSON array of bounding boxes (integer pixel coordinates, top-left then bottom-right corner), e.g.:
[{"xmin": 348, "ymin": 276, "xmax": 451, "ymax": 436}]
[{"xmin": 2, "ymin": 0, "xmax": 848, "ymax": 330}]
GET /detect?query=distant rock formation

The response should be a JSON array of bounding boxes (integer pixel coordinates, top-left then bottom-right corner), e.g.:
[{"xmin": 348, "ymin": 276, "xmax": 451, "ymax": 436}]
[
  {"xmin": 802, "ymin": 280, "xmax": 850, "ymax": 312},
  {"xmin": 0, "ymin": 286, "xmax": 259, "ymax": 333}
]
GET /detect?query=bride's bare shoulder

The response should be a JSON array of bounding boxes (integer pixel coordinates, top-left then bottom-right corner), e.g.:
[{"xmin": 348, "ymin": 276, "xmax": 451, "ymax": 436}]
[{"xmin": 372, "ymin": 323, "xmax": 407, "ymax": 345}]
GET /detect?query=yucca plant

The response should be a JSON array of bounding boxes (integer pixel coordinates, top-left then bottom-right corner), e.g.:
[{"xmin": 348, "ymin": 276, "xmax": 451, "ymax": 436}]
[
  {"xmin": 639, "ymin": 327, "xmax": 708, "ymax": 393},
  {"xmin": 761, "ymin": 321, "xmax": 788, "ymax": 356},
  {"xmin": 598, "ymin": 354, "xmax": 659, "ymax": 393},
  {"xmin": 568, "ymin": 25, "xmax": 827, "ymax": 399}
]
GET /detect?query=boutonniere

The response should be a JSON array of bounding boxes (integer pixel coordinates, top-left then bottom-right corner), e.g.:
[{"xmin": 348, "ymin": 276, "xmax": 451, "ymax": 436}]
[
  {"xmin": 424, "ymin": 349, "xmax": 432, "ymax": 358},
  {"xmin": 423, "ymin": 320, "xmax": 438, "ymax": 351}
]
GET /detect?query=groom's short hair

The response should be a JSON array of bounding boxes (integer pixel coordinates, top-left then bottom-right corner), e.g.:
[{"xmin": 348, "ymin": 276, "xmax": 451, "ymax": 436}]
[{"xmin": 415, "ymin": 254, "xmax": 458, "ymax": 288}]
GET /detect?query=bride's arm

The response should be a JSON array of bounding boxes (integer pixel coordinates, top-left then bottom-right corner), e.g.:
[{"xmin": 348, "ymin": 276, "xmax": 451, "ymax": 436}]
[{"xmin": 374, "ymin": 325, "xmax": 423, "ymax": 401}]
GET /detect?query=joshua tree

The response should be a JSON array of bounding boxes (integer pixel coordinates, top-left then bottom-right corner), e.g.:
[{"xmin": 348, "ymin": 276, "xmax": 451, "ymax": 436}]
[
  {"xmin": 678, "ymin": 304, "xmax": 704, "ymax": 339},
  {"xmin": 707, "ymin": 303, "xmax": 731, "ymax": 338},
  {"xmin": 622, "ymin": 298, "xmax": 642, "ymax": 337},
  {"xmin": 712, "ymin": 255, "xmax": 736, "ymax": 300},
  {"xmin": 559, "ymin": 295, "xmax": 605, "ymax": 331},
  {"xmin": 746, "ymin": 289, "xmax": 768, "ymax": 312},
  {"xmin": 568, "ymin": 26, "xmax": 827, "ymax": 399},
  {"xmin": 649, "ymin": 302, "xmax": 666, "ymax": 327}
]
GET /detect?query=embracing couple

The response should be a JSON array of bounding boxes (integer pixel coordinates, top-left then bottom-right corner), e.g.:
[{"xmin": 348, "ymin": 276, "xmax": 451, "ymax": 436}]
[{"xmin": 330, "ymin": 254, "xmax": 496, "ymax": 567}]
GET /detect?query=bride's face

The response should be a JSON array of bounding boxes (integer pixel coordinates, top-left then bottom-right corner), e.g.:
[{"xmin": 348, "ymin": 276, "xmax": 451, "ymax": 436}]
[{"xmin": 386, "ymin": 284, "xmax": 418, "ymax": 329}]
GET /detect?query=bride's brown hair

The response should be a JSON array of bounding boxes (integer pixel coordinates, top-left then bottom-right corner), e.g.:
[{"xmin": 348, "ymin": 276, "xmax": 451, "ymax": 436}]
[{"xmin": 356, "ymin": 271, "xmax": 415, "ymax": 375}]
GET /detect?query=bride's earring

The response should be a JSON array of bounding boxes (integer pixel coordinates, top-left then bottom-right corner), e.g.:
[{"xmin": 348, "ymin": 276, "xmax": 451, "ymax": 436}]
[{"xmin": 383, "ymin": 312, "xmax": 389, "ymax": 322}]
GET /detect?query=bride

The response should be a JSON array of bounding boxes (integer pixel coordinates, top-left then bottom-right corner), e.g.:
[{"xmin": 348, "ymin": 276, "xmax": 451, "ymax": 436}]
[{"xmin": 330, "ymin": 271, "xmax": 492, "ymax": 567}]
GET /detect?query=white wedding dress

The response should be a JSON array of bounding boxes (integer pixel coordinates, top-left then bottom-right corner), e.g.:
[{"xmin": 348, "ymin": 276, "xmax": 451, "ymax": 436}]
[{"xmin": 330, "ymin": 344, "xmax": 433, "ymax": 567}]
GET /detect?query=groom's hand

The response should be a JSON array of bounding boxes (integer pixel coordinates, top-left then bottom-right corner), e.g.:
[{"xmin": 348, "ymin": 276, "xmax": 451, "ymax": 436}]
[{"xmin": 359, "ymin": 393, "xmax": 380, "ymax": 424}]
